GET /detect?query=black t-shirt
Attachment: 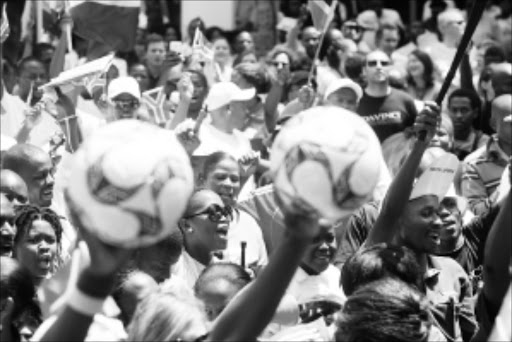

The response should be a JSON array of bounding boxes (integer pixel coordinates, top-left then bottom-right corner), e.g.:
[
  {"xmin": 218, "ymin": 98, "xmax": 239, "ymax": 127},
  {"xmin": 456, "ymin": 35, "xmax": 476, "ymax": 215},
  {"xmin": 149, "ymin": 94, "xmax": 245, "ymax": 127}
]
[
  {"xmin": 438, "ymin": 205, "xmax": 500, "ymax": 277},
  {"xmin": 334, "ymin": 202, "xmax": 499, "ymax": 277},
  {"xmin": 357, "ymin": 88, "xmax": 418, "ymax": 142}
]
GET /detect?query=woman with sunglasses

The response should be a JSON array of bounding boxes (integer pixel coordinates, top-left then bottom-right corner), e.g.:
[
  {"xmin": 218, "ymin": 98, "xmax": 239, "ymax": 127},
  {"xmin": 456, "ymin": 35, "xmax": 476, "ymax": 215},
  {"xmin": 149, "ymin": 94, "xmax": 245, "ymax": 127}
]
[
  {"xmin": 200, "ymin": 152, "xmax": 268, "ymax": 273},
  {"xmin": 173, "ymin": 189, "xmax": 233, "ymax": 288}
]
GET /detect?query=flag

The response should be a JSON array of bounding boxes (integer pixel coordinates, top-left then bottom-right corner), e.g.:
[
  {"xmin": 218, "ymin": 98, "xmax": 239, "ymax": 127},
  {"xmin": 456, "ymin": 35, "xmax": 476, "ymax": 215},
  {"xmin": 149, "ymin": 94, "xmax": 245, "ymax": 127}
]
[
  {"xmin": 68, "ymin": 0, "xmax": 140, "ymax": 52},
  {"xmin": 84, "ymin": 76, "xmax": 106, "ymax": 96},
  {"xmin": 308, "ymin": 0, "xmax": 337, "ymax": 32},
  {"xmin": 0, "ymin": 3, "xmax": 9, "ymax": 43},
  {"xmin": 142, "ymin": 87, "xmax": 168, "ymax": 126},
  {"xmin": 41, "ymin": 53, "xmax": 114, "ymax": 91},
  {"xmin": 192, "ymin": 27, "xmax": 214, "ymax": 61}
]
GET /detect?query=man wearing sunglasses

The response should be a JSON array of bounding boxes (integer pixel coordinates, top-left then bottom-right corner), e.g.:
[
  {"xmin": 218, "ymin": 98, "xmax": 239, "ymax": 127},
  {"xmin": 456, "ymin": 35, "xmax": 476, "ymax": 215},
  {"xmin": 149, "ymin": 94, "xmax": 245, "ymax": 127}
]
[
  {"xmin": 356, "ymin": 50, "xmax": 418, "ymax": 142},
  {"xmin": 107, "ymin": 76, "xmax": 142, "ymax": 121}
]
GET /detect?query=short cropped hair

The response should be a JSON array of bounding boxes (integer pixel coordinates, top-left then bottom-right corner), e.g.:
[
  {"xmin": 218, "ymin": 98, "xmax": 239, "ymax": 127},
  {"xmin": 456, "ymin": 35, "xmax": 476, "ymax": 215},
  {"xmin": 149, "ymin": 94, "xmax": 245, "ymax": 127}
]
[
  {"xmin": 448, "ymin": 88, "xmax": 482, "ymax": 110},
  {"xmin": 145, "ymin": 33, "xmax": 165, "ymax": 51}
]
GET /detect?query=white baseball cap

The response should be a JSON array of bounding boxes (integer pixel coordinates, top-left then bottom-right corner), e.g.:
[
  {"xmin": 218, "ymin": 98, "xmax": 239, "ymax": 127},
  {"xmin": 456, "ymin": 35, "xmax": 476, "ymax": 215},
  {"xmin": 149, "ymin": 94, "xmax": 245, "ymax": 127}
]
[
  {"xmin": 324, "ymin": 78, "xmax": 363, "ymax": 102},
  {"xmin": 108, "ymin": 76, "xmax": 141, "ymax": 101},
  {"xmin": 205, "ymin": 82, "xmax": 256, "ymax": 111}
]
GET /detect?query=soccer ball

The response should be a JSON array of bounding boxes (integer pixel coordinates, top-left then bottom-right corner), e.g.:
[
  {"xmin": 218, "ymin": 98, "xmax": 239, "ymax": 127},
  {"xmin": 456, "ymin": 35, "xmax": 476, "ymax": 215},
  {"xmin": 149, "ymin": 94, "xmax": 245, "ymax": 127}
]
[
  {"xmin": 66, "ymin": 120, "xmax": 194, "ymax": 248},
  {"xmin": 270, "ymin": 106, "xmax": 382, "ymax": 221}
]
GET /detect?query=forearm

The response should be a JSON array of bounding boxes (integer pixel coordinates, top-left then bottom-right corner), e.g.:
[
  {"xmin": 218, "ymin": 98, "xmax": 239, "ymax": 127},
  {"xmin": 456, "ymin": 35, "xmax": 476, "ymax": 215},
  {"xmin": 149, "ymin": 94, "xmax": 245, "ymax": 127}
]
[
  {"xmin": 459, "ymin": 53, "xmax": 476, "ymax": 93},
  {"xmin": 208, "ymin": 233, "xmax": 310, "ymax": 342},
  {"xmin": 15, "ymin": 125, "xmax": 31, "ymax": 144},
  {"xmin": 482, "ymin": 191, "xmax": 511, "ymax": 312},
  {"xmin": 286, "ymin": 25, "xmax": 301, "ymax": 51},
  {"xmin": 38, "ymin": 269, "xmax": 115, "ymax": 342},
  {"xmin": 58, "ymin": 117, "xmax": 83, "ymax": 153},
  {"xmin": 169, "ymin": 99, "xmax": 191, "ymax": 130},
  {"xmin": 367, "ymin": 140, "xmax": 428, "ymax": 245},
  {"xmin": 264, "ymin": 83, "xmax": 283, "ymax": 133}
]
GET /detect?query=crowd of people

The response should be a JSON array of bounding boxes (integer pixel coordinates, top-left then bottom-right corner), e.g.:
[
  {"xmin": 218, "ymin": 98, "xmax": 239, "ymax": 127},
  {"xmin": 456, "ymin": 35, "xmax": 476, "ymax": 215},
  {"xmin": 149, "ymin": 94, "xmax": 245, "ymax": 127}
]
[{"xmin": 1, "ymin": 0, "xmax": 511, "ymax": 341}]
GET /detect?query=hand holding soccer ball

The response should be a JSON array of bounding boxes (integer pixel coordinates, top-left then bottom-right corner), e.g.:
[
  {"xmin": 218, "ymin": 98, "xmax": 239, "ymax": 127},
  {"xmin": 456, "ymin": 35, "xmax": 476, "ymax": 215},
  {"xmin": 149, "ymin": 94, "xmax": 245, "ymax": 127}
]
[
  {"xmin": 271, "ymin": 106, "xmax": 382, "ymax": 223},
  {"xmin": 66, "ymin": 120, "xmax": 194, "ymax": 248}
]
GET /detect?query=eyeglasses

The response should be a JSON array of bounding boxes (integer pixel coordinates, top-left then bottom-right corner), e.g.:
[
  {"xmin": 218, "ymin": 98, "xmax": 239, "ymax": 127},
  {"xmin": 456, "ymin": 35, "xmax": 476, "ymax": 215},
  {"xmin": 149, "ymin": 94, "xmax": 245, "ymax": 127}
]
[
  {"xmin": 367, "ymin": 60, "xmax": 390, "ymax": 67},
  {"xmin": 185, "ymin": 204, "xmax": 233, "ymax": 222}
]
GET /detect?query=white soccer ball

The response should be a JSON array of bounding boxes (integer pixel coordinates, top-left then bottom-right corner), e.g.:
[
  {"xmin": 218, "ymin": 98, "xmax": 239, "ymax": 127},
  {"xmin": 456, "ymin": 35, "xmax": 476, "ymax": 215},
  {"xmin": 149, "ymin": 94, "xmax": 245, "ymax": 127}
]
[
  {"xmin": 66, "ymin": 120, "xmax": 194, "ymax": 248},
  {"xmin": 270, "ymin": 106, "xmax": 382, "ymax": 221}
]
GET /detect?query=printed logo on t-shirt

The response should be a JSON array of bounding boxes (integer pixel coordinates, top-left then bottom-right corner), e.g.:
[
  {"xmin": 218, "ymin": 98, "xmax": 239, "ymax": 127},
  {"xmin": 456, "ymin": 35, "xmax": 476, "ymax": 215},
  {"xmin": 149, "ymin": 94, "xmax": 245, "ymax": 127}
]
[{"xmin": 362, "ymin": 111, "xmax": 402, "ymax": 126}]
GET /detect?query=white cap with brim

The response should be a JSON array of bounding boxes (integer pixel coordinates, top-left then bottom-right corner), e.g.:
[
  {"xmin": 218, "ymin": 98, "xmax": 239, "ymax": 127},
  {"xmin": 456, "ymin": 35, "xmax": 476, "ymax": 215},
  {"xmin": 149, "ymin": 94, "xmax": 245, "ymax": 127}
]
[
  {"xmin": 205, "ymin": 82, "xmax": 256, "ymax": 111},
  {"xmin": 324, "ymin": 78, "xmax": 363, "ymax": 102},
  {"xmin": 410, "ymin": 153, "xmax": 459, "ymax": 201},
  {"xmin": 107, "ymin": 76, "xmax": 141, "ymax": 101},
  {"xmin": 443, "ymin": 184, "xmax": 468, "ymax": 214}
]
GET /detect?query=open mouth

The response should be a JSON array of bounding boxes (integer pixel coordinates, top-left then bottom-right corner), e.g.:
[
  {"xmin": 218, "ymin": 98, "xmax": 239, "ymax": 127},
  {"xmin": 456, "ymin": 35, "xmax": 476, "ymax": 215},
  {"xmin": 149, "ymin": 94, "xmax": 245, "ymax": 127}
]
[
  {"xmin": 314, "ymin": 250, "xmax": 332, "ymax": 261},
  {"xmin": 38, "ymin": 254, "xmax": 53, "ymax": 270},
  {"xmin": 42, "ymin": 187, "xmax": 54, "ymax": 199},
  {"xmin": 427, "ymin": 230, "xmax": 441, "ymax": 245}
]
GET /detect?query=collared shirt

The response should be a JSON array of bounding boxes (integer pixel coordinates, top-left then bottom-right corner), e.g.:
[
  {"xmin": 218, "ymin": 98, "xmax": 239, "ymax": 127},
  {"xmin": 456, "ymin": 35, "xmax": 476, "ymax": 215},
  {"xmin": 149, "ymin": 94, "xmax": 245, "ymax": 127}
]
[
  {"xmin": 462, "ymin": 135, "xmax": 508, "ymax": 215},
  {"xmin": 453, "ymin": 129, "xmax": 490, "ymax": 161},
  {"xmin": 425, "ymin": 256, "xmax": 478, "ymax": 342}
]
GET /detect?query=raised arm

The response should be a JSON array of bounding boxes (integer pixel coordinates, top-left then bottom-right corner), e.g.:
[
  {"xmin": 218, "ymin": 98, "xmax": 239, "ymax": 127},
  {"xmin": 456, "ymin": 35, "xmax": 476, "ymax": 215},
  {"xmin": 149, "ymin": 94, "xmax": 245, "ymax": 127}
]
[
  {"xmin": 264, "ymin": 69, "xmax": 288, "ymax": 133},
  {"xmin": 208, "ymin": 210, "xmax": 320, "ymax": 342},
  {"xmin": 168, "ymin": 73, "xmax": 194, "ymax": 130},
  {"xmin": 36, "ymin": 211, "xmax": 133, "ymax": 342},
  {"xmin": 482, "ymin": 190, "xmax": 511, "ymax": 321},
  {"xmin": 366, "ymin": 102, "xmax": 440, "ymax": 246}
]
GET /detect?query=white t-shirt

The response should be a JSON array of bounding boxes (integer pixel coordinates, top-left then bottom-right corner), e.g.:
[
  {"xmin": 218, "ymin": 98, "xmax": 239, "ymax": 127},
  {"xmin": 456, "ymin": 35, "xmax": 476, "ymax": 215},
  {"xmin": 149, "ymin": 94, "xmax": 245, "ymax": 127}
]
[
  {"xmin": 170, "ymin": 250, "xmax": 206, "ymax": 290},
  {"xmin": 224, "ymin": 210, "xmax": 268, "ymax": 268},
  {"xmin": 287, "ymin": 265, "xmax": 345, "ymax": 305},
  {"xmin": 193, "ymin": 122, "xmax": 252, "ymax": 159},
  {"xmin": 316, "ymin": 63, "xmax": 342, "ymax": 98}
]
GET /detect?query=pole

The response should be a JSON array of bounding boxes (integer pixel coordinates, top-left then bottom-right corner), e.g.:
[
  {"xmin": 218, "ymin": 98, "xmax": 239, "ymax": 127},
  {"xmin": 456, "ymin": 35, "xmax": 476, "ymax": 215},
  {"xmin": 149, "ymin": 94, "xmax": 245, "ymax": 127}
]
[{"xmin": 417, "ymin": 0, "xmax": 488, "ymax": 141}]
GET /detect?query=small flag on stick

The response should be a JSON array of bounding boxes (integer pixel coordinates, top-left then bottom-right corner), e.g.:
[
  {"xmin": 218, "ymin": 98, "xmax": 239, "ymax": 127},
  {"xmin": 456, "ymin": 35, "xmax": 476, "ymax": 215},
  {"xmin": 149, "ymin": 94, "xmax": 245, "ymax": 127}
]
[
  {"xmin": 307, "ymin": 0, "xmax": 337, "ymax": 85},
  {"xmin": 192, "ymin": 27, "xmax": 214, "ymax": 61},
  {"xmin": 308, "ymin": 0, "xmax": 336, "ymax": 32},
  {"xmin": 0, "ymin": 3, "xmax": 9, "ymax": 43},
  {"xmin": 142, "ymin": 87, "xmax": 168, "ymax": 126}
]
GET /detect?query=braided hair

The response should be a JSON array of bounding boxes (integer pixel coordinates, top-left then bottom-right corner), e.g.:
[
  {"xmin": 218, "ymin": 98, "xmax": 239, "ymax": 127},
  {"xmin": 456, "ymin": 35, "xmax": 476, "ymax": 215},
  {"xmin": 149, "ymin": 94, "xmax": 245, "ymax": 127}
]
[{"xmin": 13, "ymin": 204, "xmax": 63, "ymax": 257}]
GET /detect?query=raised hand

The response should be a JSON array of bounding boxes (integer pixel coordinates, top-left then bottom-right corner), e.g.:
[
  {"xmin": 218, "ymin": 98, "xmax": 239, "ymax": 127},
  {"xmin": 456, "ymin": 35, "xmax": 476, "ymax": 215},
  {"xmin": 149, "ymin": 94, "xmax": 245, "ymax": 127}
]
[
  {"xmin": 238, "ymin": 151, "xmax": 260, "ymax": 179},
  {"xmin": 298, "ymin": 85, "xmax": 315, "ymax": 109},
  {"xmin": 413, "ymin": 101, "xmax": 441, "ymax": 143},
  {"xmin": 175, "ymin": 118, "xmax": 202, "ymax": 155},
  {"xmin": 163, "ymin": 50, "xmax": 183, "ymax": 70},
  {"xmin": 178, "ymin": 73, "xmax": 194, "ymax": 102}
]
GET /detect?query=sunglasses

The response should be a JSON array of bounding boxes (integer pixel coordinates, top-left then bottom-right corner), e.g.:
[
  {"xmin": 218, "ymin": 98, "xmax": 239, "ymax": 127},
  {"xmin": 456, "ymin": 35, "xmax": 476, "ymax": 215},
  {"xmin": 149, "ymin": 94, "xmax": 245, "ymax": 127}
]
[
  {"xmin": 112, "ymin": 99, "xmax": 140, "ymax": 110},
  {"xmin": 186, "ymin": 204, "xmax": 233, "ymax": 223},
  {"xmin": 367, "ymin": 60, "xmax": 390, "ymax": 67},
  {"xmin": 343, "ymin": 24, "xmax": 363, "ymax": 33},
  {"xmin": 299, "ymin": 300, "xmax": 342, "ymax": 324}
]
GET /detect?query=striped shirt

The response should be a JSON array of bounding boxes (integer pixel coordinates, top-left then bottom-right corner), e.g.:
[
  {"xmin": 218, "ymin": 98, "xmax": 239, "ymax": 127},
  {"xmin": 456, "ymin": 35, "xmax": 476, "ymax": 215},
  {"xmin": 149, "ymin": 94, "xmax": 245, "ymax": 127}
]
[{"xmin": 461, "ymin": 136, "xmax": 508, "ymax": 215}]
